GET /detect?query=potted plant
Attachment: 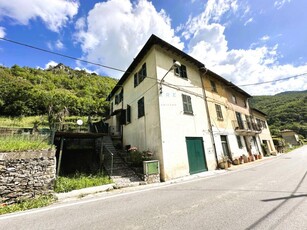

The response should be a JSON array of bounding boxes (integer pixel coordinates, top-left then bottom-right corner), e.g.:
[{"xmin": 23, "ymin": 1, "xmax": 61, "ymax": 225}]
[
  {"xmin": 232, "ymin": 158, "xmax": 240, "ymax": 165},
  {"xmin": 218, "ymin": 155, "xmax": 229, "ymax": 169}
]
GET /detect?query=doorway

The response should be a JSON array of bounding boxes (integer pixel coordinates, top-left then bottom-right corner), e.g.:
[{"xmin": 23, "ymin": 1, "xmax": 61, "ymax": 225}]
[
  {"xmin": 186, "ymin": 137, "xmax": 207, "ymax": 174},
  {"xmin": 221, "ymin": 135, "xmax": 232, "ymax": 160}
]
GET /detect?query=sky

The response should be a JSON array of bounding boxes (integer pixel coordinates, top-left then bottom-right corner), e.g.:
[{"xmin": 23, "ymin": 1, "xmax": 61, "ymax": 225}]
[{"xmin": 0, "ymin": 0, "xmax": 306, "ymax": 95}]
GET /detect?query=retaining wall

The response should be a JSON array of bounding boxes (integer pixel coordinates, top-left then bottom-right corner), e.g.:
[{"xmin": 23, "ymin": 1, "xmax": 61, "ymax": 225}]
[{"xmin": 0, "ymin": 150, "xmax": 56, "ymax": 204}]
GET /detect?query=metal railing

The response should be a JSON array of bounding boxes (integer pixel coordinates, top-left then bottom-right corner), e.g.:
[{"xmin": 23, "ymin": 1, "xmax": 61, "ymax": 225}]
[
  {"xmin": 232, "ymin": 120, "xmax": 262, "ymax": 132},
  {"xmin": 102, "ymin": 145, "xmax": 114, "ymax": 177}
]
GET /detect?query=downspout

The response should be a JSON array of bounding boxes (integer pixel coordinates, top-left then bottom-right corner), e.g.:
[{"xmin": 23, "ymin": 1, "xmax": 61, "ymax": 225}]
[{"xmin": 200, "ymin": 67, "xmax": 219, "ymax": 168}]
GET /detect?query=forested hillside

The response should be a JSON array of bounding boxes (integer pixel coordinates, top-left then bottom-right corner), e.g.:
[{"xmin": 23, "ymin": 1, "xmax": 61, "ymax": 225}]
[
  {"xmin": 0, "ymin": 64, "xmax": 117, "ymax": 117},
  {"xmin": 250, "ymin": 91, "xmax": 307, "ymax": 137}
]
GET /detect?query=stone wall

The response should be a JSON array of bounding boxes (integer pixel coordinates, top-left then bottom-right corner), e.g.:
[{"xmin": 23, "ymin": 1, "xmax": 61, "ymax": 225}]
[
  {"xmin": 0, "ymin": 150, "xmax": 56, "ymax": 205},
  {"xmin": 143, "ymin": 174, "xmax": 160, "ymax": 184}
]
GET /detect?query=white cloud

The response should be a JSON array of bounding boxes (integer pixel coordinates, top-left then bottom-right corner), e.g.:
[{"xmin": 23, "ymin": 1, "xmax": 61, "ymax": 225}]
[
  {"xmin": 74, "ymin": 66, "xmax": 97, "ymax": 74},
  {"xmin": 55, "ymin": 40, "xmax": 64, "ymax": 49},
  {"xmin": 244, "ymin": 17, "xmax": 253, "ymax": 26},
  {"xmin": 47, "ymin": 39, "xmax": 64, "ymax": 50},
  {"xmin": 274, "ymin": 0, "xmax": 291, "ymax": 10},
  {"xmin": 75, "ymin": 0, "xmax": 183, "ymax": 77},
  {"xmin": 183, "ymin": 0, "xmax": 238, "ymax": 38},
  {"xmin": 0, "ymin": 26, "xmax": 5, "ymax": 38},
  {"xmin": 184, "ymin": 0, "xmax": 307, "ymax": 95},
  {"xmin": 0, "ymin": 0, "xmax": 79, "ymax": 32},
  {"xmin": 260, "ymin": 35, "xmax": 270, "ymax": 41},
  {"xmin": 44, "ymin": 60, "xmax": 58, "ymax": 69}
]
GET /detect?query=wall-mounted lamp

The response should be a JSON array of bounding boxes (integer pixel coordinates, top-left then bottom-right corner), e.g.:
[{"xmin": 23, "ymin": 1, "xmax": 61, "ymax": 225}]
[{"xmin": 159, "ymin": 61, "xmax": 181, "ymax": 94}]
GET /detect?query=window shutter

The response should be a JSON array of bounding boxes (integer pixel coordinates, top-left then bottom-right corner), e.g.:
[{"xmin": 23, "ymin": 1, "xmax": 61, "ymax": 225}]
[
  {"xmin": 138, "ymin": 97, "xmax": 145, "ymax": 118},
  {"xmin": 182, "ymin": 94, "xmax": 193, "ymax": 114},
  {"xmin": 126, "ymin": 105, "xmax": 131, "ymax": 124},
  {"xmin": 134, "ymin": 73, "xmax": 138, "ymax": 87},
  {"xmin": 181, "ymin": 65, "xmax": 187, "ymax": 79},
  {"xmin": 142, "ymin": 63, "xmax": 147, "ymax": 79}
]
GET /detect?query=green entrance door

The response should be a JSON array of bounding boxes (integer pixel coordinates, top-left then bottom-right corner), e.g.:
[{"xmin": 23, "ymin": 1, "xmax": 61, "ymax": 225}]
[{"xmin": 186, "ymin": 137, "xmax": 207, "ymax": 174}]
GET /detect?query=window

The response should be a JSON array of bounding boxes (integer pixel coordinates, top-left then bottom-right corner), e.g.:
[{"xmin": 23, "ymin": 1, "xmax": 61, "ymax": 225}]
[
  {"xmin": 236, "ymin": 136, "xmax": 243, "ymax": 148},
  {"xmin": 232, "ymin": 94, "xmax": 237, "ymax": 104},
  {"xmin": 182, "ymin": 94, "xmax": 193, "ymax": 114},
  {"xmin": 215, "ymin": 104, "xmax": 223, "ymax": 120},
  {"xmin": 126, "ymin": 105, "xmax": 131, "ymax": 124},
  {"xmin": 261, "ymin": 120, "xmax": 267, "ymax": 129},
  {"xmin": 236, "ymin": 112, "xmax": 244, "ymax": 129},
  {"xmin": 134, "ymin": 63, "xmax": 147, "ymax": 87},
  {"xmin": 210, "ymin": 80, "xmax": 217, "ymax": 93},
  {"xmin": 110, "ymin": 102, "xmax": 113, "ymax": 115},
  {"xmin": 138, "ymin": 97, "xmax": 145, "ymax": 118},
  {"xmin": 174, "ymin": 60, "xmax": 187, "ymax": 79},
  {"xmin": 114, "ymin": 89, "xmax": 123, "ymax": 105},
  {"xmin": 245, "ymin": 115, "xmax": 251, "ymax": 129}
]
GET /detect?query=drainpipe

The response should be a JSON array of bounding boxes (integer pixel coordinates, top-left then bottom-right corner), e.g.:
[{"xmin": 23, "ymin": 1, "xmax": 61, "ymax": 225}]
[{"xmin": 200, "ymin": 67, "xmax": 219, "ymax": 168}]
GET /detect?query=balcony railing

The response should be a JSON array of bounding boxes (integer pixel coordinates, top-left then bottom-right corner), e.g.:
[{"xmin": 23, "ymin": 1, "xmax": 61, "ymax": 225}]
[{"xmin": 232, "ymin": 120, "xmax": 262, "ymax": 134}]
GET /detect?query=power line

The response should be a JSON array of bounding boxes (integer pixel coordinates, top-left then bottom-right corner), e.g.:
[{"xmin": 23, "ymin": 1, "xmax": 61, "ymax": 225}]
[
  {"xmin": 1, "ymin": 37, "xmax": 306, "ymax": 88},
  {"xmin": 0, "ymin": 37, "xmax": 126, "ymax": 73},
  {"xmin": 237, "ymin": 73, "xmax": 307, "ymax": 87}
]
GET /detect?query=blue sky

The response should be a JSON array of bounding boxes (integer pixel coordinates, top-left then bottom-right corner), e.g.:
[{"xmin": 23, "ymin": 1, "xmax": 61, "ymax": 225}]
[{"xmin": 0, "ymin": 0, "xmax": 306, "ymax": 95}]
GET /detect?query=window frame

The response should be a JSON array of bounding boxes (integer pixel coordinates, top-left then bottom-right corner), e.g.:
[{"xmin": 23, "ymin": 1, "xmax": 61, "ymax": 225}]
[
  {"xmin": 215, "ymin": 104, "xmax": 223, "ymax": 120},
  {"xmin": 134, "ymin": 63, "xmax": 147, "ymax": 88},
  {"xmin": 110, "ymin": 102, "xmax": 113, "ymax": 115},
  {"xmin": 182, "ymin": 94, "xmax": 193, "ymax": 115},
  {"xmin": 210, "ymin": 80, "xmax": 218, "ymax": 93},
  {"xmin": 137, "ymin": 97, "xmax": 145, "ymax": 118},
  {"xmin": 236, "ymin": 135, "xmax": 243, "ymax": 149},
  {"xmin": 126, "ymin": 104, "xmax": 131, "ymax": 124},
  {"xmin": 232, "ymin": 94, "xmax": 237, "ymax": 104},
  {"xmin": 174, "ymin": 60, "xmax": 188, "ymax": 79}
]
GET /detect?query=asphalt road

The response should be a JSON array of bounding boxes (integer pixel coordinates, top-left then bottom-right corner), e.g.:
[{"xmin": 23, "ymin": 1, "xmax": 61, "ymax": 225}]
[{"xmin": 1, "ymin": 146, "xmax": 307, "ymax": 230}]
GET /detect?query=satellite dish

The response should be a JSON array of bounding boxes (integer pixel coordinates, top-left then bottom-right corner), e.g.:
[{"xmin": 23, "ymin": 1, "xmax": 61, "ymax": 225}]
[{"xmin": 77, "ymin": 119, "xmax": 83, "ymax": 126}]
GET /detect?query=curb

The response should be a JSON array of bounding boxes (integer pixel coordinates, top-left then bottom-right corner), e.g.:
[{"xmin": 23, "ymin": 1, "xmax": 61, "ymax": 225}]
[{"xmin": 55, "ymin": 183, "xmax": 116, "ymax": 201}]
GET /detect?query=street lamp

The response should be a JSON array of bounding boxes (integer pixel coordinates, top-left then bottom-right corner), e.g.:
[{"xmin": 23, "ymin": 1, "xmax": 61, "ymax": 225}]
[{"xmin": 159, "ymin": 61, "xmax": 181, "ymax": 94}]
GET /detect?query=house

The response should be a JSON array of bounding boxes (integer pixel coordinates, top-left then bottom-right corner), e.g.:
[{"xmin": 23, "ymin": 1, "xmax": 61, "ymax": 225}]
[
  {"xmin": 106, "ymin": 34, "xmax": 274, "ymax": 181},
  {"xmin": 251, "ymin": 108, "xmax": 277, "ymax": 155},
  {"xmin": 106, "ymin": 35, "xmax": 217, "ymax": 181},
  {"xmin": 280, "ymin": 129, "xmax": 301, "ymax": 146},
  {"xmin": 202, "ymin": 71, "xmax": 264, "ymax": 162}
]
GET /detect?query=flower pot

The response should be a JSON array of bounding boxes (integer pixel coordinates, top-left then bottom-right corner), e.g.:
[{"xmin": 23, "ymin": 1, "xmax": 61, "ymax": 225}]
[{"xmin": 218, "ymin": 161, "xmax": 228, "ymax": 169}]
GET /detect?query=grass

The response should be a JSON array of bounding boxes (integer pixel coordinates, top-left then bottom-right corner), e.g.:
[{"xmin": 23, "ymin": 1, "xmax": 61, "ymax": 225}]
[
  {"xmin": 54, "ymin": 172, "xmax": 112, "ymax": 193},
  {"xmin": 0, "ymin": 116, "xmax": 49, "ymax": 128},
  {"xmin": 0, "ymin": 195, "xmax": 55, "ymax": 215},
  {"xmin": 0, "ymin": 135, "xmax": 51, "ymax": 152}
]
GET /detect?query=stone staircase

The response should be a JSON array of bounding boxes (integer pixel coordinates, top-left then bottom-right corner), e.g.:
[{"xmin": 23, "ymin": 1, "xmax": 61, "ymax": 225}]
[{"xmin": 102, "ymin": 136, "xmax": 143, "ymax": 188}]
